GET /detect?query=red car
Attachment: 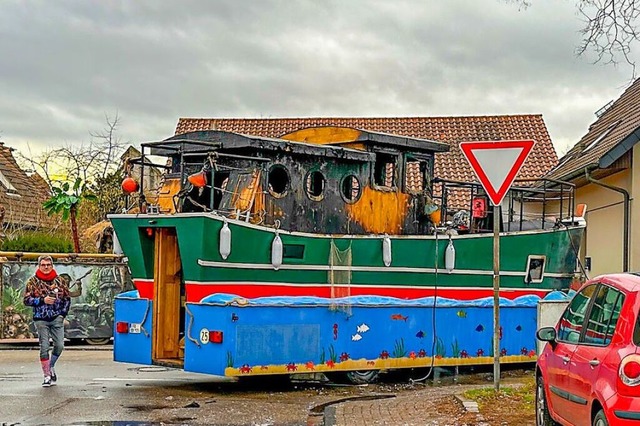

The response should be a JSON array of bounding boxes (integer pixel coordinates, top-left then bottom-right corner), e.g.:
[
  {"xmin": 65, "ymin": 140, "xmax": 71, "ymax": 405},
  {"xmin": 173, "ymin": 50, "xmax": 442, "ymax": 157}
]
[{"xmin": 536, "ymin": 273, "xmax": 640, "ymax": 425}]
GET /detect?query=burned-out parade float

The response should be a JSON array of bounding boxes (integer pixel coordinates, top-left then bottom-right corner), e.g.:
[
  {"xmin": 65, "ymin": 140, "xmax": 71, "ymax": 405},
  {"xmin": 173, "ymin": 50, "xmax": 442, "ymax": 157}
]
[{"xmin": 110, "ymin": 126, "xmax": 585, "ymax": 384}]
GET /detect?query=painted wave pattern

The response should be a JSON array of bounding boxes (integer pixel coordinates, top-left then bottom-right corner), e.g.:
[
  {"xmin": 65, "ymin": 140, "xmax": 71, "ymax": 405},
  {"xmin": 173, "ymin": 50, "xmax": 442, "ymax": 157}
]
[{"xmin": 197, "ymin": 291, "xmax": 572, "ymax": 307}]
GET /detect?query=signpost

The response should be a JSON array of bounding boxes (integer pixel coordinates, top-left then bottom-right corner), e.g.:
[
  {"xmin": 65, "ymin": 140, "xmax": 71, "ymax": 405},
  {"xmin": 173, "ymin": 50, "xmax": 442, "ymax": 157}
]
[{"xmin": 460, "ymin": 140, "xmax": 535, "ymax": 391}]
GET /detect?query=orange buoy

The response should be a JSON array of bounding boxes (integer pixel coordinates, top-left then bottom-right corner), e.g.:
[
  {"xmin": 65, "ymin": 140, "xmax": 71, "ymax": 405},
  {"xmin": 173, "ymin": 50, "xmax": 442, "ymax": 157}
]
[
  {"xmin": 188, "ymin": 171, "xmax": 207, "ymax": 188},
  {"xmin": 121, "ymin": 177, "xmax": 139, "ymax": 194}
]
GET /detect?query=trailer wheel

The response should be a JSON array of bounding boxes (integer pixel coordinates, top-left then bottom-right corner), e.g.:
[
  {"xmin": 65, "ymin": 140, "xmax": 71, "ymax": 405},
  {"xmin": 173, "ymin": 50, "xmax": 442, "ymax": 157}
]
[{"xmin": 326, "ymin": 370, "xmax": 379, "ymax": 385}]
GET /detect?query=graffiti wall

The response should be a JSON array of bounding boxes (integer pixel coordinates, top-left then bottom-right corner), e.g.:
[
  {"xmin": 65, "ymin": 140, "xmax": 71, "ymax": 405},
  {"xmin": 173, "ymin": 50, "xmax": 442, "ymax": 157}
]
[{"xmin": 1, "ymin": 260, "xmax": 133, "ymax": 341}]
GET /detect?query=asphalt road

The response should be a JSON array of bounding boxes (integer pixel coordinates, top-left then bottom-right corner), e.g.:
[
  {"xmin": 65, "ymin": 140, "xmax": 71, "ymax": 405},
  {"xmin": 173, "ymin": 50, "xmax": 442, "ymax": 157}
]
[{"xmin": 0, "ymin": 344, "xmax": 514, "ymax": 425}]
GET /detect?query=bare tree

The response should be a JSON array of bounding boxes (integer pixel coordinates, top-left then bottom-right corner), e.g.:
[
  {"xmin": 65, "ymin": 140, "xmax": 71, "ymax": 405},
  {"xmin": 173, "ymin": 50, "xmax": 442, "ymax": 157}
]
[
  {"xmin": 508, "ymin": 0, "xmax": 639, "ymax": 75},
  {"xmin": 19, "ymin": 113, "xmax": 127, "ymax": 184},
  {"xmin": 577, "ymin": 0, "xmax": 639, "ymax": 75},
  {"xmin": 17, "ymin": 113, "xmax": 130, "ymax": 240}
]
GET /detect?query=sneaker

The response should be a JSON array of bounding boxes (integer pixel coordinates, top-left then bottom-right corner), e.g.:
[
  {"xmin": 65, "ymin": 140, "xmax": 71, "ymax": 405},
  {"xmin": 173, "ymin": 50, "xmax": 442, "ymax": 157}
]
[
  {"xmin": 50, "ymin": 368, "xmax": 57, "ymax": 385},
  {"xmin": 42, "ymin": 376, "xmax": 52, "ymax": 387}
]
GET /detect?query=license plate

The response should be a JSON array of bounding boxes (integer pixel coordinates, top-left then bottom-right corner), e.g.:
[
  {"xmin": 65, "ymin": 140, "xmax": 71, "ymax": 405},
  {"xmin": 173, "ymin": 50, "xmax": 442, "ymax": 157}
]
[{"xmin": 129, "ymin": 323, "xmax": 141, "ymax": 334}]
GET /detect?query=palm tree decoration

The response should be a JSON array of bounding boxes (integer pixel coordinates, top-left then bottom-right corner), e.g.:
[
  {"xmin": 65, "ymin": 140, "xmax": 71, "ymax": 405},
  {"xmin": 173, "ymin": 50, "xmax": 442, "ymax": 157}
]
[{"xmin": 43, "ymin": 177, "xmax": 97, "ymax": 252}]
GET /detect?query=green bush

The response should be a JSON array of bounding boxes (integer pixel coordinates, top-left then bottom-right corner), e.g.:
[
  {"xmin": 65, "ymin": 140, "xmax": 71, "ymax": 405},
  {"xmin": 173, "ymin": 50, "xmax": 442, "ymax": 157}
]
[{"xmin": 1, "ymin": 233, "xmax": 74, "ymax": 253}]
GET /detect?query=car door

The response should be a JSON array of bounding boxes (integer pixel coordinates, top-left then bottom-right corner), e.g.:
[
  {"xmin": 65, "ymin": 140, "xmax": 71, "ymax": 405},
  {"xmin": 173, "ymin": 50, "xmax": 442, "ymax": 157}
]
[
  {"xmin": 544, "ymin": 284, "xmax": 596, "ymax": 423},
  {"xmin": 565, "ymin": 284, "xmax": 624, "ymax": 426}
]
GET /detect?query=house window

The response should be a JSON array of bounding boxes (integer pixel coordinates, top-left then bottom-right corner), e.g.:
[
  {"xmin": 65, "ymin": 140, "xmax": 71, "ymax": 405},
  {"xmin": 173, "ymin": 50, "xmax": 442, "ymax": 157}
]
[
  {"xmin": 0, "ymin": 170, "xmax": 20, "ymax": 197},
  {"xmin": 583, "ymin": 121, "xmax": 620, "ymax": 152}
]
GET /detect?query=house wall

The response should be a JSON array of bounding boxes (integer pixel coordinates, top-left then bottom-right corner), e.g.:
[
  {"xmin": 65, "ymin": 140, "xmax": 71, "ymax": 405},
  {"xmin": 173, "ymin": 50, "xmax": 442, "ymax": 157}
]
[
  {"xmin": 577, "ymin": 170, "xmax": 630, "ymax": 277},
  {"xmin": 631, "ymin": 146, "xmax": 640, "ymax": 272}
]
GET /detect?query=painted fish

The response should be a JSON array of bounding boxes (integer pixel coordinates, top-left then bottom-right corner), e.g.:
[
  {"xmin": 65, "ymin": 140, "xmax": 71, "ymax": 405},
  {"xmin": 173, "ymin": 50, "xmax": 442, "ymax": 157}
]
[
  {"xmin": 351, "ymin": 333, "xmax": 362, "ymax": 341},
  {"xmin": 515, "ymin": 325, "xmax": 522, "ymax": 332},
  {"xmin": 476, "ymin": 324, "xmax": 484, "ymax": 332},
  {"xmin": 456, "ymin": 310, "xmax": 467, "ymax": 318},
  {"xmin": 391, "ymin": 314, "xmax": 408, "ymax": 321},
  {"xmin": 357, "ymin": 323, "xmax": 370, "ymax": 333},
  {"xmin": 416, "ymin": 330, "xmax": 425, "ymax": 339},
  {"xmin": 333, "ymin": 323, "xmax": 338, "ymax": 340}
]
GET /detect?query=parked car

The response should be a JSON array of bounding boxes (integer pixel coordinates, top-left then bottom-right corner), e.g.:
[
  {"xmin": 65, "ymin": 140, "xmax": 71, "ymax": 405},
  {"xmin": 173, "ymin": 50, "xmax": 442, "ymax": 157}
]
[{"xmin": 536, "ymin": 273, "xmax": 640, "ymax": 425}]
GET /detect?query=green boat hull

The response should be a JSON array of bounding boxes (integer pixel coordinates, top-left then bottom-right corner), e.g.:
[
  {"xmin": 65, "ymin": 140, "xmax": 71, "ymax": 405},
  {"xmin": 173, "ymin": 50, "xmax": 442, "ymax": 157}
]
[{"xmin": 110, "ymin": 213, "xmax": 583, "ymax": 302}]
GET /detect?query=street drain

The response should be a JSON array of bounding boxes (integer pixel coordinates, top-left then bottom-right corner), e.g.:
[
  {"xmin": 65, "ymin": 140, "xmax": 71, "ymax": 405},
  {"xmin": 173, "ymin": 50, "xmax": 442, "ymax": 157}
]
[{"xmin": 127, "ymin": 366, "xmax": 170, "ymax": 373}]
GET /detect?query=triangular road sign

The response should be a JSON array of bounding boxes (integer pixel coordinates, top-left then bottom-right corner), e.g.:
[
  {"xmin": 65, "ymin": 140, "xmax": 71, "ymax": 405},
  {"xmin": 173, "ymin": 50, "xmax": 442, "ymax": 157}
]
[{"xmin": 460, "ymin": 140, "xmax": 535, "ymax": 206}]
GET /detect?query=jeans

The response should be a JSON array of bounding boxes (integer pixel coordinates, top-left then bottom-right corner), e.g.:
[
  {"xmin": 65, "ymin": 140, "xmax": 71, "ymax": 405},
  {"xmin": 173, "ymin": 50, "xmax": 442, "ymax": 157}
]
[{"xmin": 34, "ymin": 315, "xmax": 64, "ymax": 360}]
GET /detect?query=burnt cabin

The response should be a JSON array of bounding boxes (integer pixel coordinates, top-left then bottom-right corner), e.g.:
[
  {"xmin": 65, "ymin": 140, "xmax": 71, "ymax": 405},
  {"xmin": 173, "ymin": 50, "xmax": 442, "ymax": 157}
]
[{"xmin": 139, "ymin": 126, "xmax": 451, "ymax": 235}]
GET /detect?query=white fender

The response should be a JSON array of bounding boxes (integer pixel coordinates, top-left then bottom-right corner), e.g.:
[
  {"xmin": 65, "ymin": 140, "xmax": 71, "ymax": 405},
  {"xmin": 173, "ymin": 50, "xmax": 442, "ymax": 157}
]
[
  {"xmin": 382, "ymin": 234, "xmax": 392, "ymax": 267},
  {"xmin": 219, "ymin": 220, "xmax": 231, "ymax": 260},
  {"xmin": 272, "ymin": 232, "xmax": 283, "ymax": 270},
  {"xmin": 112, "ymin": 230, "xmax": 123, "ymax": 255},
  {"xmin": 445, "ymin": 237, "xmax": 455, "ymax": 273}
]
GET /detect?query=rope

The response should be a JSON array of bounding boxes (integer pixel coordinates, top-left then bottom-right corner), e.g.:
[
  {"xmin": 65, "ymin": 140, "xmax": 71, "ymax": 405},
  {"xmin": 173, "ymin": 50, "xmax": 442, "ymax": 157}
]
[
  {"xmin": 184, "ymin": 304, "xmax": 200, "ymax": 347},
  {"xmin": 410, "ymin": 229, "xmax": 439, "ymax": 384}
]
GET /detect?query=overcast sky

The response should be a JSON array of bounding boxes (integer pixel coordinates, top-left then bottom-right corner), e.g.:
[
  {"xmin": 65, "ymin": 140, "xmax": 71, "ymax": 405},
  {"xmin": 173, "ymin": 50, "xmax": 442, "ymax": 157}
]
[{"xmin": 0, "ymin": 0, "xmax": 636, "ymax": 159}]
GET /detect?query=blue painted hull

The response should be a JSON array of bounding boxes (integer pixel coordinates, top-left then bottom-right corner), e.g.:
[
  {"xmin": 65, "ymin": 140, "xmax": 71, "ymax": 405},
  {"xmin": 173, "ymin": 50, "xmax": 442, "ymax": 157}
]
[{"xmin": 115, "ymin": 291, "xmax": 541, "ymax": 376}]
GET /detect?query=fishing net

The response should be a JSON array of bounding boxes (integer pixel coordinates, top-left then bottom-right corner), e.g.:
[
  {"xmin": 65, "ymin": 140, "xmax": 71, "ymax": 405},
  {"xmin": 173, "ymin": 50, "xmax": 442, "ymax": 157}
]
[{"xmin": 328, "ymin": 239, "xmax": 352, "ymax": 315}]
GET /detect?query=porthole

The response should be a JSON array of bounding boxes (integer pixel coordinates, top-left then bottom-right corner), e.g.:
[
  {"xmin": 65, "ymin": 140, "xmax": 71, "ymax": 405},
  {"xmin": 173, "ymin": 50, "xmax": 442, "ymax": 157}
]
[
  {"xmin": 305, "ymin": 170, "xmax": 325, "ymax": 201},
  {"xmin": 268, "ymin": 165, "xmax": 290, "ymax": 198},
  {"xmin": 340, "ymin": 174, "xmax": 361, "ymax": 203}
]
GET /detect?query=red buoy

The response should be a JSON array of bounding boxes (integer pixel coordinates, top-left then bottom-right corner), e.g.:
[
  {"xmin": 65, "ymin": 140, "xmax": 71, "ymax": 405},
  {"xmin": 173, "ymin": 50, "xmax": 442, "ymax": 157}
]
[{"xmin": 121, "ymin": 177, "xmax": 139, "ymax": 194}]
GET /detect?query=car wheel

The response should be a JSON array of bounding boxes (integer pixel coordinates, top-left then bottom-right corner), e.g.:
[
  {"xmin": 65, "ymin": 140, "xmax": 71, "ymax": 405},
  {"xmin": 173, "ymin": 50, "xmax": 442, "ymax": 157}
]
[
  {"xmin": 536, "ymin": 375, "xmax": 557, "ymax": 426},
  {"xmin": 326, "ymin": 370, "xmax": 379, "ymax": 384},
  {"xmin": 593, "ymin": 409, "xmax": 608, "ymax": 426}
]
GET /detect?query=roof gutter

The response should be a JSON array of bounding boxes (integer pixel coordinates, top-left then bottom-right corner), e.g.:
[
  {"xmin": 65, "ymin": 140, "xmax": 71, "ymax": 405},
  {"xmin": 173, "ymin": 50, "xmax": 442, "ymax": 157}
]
[
  {"xmin": 585, "ymin": 168, "xmax": 630, "ymax": 272},
  {"xmin": 553, "ymin": 162, "xmax": 599, "ymax": 185}
]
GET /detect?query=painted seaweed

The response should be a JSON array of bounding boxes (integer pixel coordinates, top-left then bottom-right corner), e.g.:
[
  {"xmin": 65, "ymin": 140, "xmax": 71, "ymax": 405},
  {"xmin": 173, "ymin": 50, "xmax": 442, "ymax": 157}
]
[
  {"xmin": 393, "ymin": 338, "xmax": 406, "ymax": 358},
  {"xmin": 320, "ymin": 347, "xmax": 325, "ymax": 364},
  {"xmin": 451, "ymin": 338, "xmax": 460, "ymax": 357},
  {"xmin": 328, "ymin": 344, "xmax": 338, "ymax": 362},
  {"xmin": 435, "ymin": 337, "xmax": 446, "ymax": 357},
  {"xmin": 226, "ymin": 351, "xmax": 234, "ymax": 367}
]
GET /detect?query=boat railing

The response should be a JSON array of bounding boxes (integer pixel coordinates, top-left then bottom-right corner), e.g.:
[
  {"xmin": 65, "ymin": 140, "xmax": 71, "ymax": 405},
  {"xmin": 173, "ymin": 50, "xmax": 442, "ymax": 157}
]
[{"xmin": 432, "ymin": 177, "xmax": 578, "ymax": 234}]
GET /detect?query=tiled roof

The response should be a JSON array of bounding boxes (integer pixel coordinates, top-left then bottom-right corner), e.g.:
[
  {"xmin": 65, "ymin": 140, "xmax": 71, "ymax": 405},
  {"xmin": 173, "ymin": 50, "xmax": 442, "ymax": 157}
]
[
  {"xmin": 0, "ymin": 144, "xmax": 52, "ymax": 229},
  {"xmin": 546, "ymin": 78, "xmax": 640, "ymax": 182},
  {"xmin": 176, "ymin": 116, "xmax": 558, "ymax": 184}
]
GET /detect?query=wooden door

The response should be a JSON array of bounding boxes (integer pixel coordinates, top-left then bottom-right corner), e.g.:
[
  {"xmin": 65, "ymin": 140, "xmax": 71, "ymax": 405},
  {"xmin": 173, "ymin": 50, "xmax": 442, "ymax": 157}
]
[{"xmin": 152, "ymin": 228, "xmax": 183, "ymax": 365}]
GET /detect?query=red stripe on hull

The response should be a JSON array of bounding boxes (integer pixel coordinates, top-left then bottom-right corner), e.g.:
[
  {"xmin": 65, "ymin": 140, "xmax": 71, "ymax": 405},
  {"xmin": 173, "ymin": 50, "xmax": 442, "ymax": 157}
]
[
  {"xmin": 133, "ymin": 280, "xmax": 154, "ymax": 299},
  {"xmin": 184, "ymin": 283, "xmax": 549, "ymax": 303}
]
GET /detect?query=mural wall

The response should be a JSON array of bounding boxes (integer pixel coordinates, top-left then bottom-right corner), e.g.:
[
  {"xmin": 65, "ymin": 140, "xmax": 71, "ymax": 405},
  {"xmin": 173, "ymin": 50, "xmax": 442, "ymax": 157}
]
[{"xmin": 1, "ymin": 260, "xmax": 133, "ymax": 341}]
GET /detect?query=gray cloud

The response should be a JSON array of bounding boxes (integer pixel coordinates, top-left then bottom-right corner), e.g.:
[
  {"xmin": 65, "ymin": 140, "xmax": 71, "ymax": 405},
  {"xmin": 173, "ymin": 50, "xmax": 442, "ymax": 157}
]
[{"xmin": 0, "ymin": 0, "xmax": 634, "ymax": 156}]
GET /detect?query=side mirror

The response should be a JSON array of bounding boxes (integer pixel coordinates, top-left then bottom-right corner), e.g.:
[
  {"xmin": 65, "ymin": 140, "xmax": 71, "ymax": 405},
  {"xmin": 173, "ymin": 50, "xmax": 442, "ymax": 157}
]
[{"xmin": 536, "ymin": 326, "xmax": 557, "ymax": 345}]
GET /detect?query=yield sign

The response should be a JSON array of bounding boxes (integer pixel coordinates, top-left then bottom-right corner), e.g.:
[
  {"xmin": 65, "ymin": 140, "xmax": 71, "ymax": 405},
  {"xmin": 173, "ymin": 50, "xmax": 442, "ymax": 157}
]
[{"xmin": 460, "ymin": 140, "xmax": 535, "ymax": 206}]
